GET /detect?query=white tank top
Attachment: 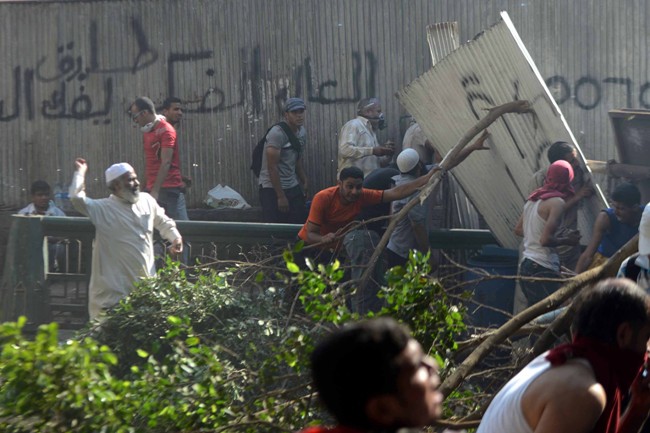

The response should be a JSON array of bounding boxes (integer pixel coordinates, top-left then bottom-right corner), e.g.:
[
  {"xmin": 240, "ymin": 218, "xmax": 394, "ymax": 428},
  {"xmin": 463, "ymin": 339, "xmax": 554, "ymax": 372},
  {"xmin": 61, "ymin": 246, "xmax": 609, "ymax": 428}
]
[
  {"xmin": 476, "ymin": 353, "xmax": 551, "ymax": 433},
  {"xmin": 521, "ymin": 200, "xmax": 560, "ymax": 271}
]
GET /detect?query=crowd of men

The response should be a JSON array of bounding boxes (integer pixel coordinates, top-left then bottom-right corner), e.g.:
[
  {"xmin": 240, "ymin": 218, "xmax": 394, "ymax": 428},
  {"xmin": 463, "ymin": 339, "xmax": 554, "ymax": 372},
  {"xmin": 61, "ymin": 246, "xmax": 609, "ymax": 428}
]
[{"xmin": 15, "ymin": 92, "xmax": 650, "ymax": 432}]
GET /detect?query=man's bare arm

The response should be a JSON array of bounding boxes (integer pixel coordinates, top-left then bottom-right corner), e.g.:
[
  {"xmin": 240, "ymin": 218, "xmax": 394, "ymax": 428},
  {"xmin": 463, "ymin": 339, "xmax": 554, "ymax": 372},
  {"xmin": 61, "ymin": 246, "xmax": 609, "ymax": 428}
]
[
  {"xmin": 575, "ymin": 211, "xmax": 609, "ymax": 273},
  {"xmin": 151, "ymin": 147, "xmax": 173, "ymax": 200}
]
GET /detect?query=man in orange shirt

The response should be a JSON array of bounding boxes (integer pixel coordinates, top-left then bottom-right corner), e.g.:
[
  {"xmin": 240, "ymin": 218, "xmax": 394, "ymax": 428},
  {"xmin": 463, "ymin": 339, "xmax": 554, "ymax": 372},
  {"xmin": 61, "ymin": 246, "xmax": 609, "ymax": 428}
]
[{"xmin": 298, "ymin": 166, "xmax": 434, "ymax": 252}]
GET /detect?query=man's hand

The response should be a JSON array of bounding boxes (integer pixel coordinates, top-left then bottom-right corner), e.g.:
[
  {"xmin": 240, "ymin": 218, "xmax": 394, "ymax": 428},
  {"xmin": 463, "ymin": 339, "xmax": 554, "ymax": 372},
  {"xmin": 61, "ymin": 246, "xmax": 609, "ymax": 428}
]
[
  {"xmin": 563, "ymin": 229, "xmax": 581, "ymax": 246},
  {"xmin": 74, "ymin": 158, "xmax": 88, "ymax": 174},
  {"xmin": 321, "ymin": 232, "xmax": 336, "ymax": 244},
  {"xmin": 372, "ymin": 145, "xmax": 395, "ymax": 156},
  {"xmin": 277, "ymin": 195, "xmax": 289, "ymax": 213},
  {"xmin": 576, "ymin": 185, "xmax": 595, "ymax": 199},
  {"xmin": 168, "ymin": 237, "xmax": 183, "ymax": 255}
]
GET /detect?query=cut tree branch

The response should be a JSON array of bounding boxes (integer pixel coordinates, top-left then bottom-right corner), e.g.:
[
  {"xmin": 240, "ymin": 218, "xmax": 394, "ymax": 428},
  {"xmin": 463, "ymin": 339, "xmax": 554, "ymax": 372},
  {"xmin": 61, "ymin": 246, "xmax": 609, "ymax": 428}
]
[{"xmin": 358, "ymin": 100, "xmax": 532, "ymax": 292}]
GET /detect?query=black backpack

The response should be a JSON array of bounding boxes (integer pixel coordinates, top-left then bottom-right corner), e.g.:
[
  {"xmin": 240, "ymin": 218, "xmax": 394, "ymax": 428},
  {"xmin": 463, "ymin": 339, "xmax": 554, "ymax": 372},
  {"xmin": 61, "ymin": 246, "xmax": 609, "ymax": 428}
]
[{"xmin": 250, "ymin": 122, "xmax": 302, "ymax": 177}]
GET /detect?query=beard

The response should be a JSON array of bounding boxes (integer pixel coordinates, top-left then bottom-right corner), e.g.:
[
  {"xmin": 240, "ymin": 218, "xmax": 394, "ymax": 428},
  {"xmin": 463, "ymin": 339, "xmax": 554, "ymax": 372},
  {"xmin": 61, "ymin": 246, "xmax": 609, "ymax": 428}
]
[{"xmin": 118, "ymin": 189, "xmax": 140, "ymax": 204}]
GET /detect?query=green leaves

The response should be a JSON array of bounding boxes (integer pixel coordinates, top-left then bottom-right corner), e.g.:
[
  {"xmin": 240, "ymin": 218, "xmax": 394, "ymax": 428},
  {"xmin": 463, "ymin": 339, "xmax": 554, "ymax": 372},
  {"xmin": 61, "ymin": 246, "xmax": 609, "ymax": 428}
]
[{"xmin": 0, "ymin": 248, "xmax": 469, "ymax": 432}]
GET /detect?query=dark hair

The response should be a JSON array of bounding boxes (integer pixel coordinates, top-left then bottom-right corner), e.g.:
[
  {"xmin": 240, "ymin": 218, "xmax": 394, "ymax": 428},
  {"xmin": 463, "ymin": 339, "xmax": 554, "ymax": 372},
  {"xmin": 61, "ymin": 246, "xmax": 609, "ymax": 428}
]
[
  {"xmin": 572, "ymin": 278, "xmax": 650, "ymax": 345},
  {"xmin": 547, "ymin": 141, "xmax": 575, "ymax": 163},
  {"xmin": 310, "ymin": 318, "xmax": 411, "ymax": 428},
  {"xmin": 339, "ymin": 166, "xmax": 364, "ymax": 182},
  {"xmin": 30, "ymin": 180, "xmax": 51, "ymax": 195},
  {"xmin": 611, "ymin": 182, "xmax": 641, "ymax": 207},
  {"xmin": 162, "ymin": 97, "xmax": 182, "ymax": 110},
  {"xmin": 357, "ymin": 97, "xmax": 380, "ymax": 115},
  {"xmin": 132, "ymin": 96, "xmax": 156, "ymax": 114}
]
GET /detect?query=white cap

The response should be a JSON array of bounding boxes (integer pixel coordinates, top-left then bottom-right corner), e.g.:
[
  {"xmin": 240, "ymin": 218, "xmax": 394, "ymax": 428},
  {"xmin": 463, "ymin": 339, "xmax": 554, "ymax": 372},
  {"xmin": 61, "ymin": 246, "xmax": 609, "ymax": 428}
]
[
  {"xmin": 396, "ymin": 148, "xmax": 420, "ymax": 173},
  {"xmin": 639, "ymin": 203, "xmax": 650, "ymax": 256},
  {"xmin": 105, "ymin": 162, "xmax": 134, "ymax": 185}
]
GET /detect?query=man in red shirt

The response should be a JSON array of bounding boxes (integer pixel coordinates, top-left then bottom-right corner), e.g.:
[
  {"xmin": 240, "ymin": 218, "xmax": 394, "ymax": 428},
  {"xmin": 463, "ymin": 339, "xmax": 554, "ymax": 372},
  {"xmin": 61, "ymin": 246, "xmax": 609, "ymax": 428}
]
[{"xmin": 129, "ymin": 96, "xmax": 187, "ymax": 220}]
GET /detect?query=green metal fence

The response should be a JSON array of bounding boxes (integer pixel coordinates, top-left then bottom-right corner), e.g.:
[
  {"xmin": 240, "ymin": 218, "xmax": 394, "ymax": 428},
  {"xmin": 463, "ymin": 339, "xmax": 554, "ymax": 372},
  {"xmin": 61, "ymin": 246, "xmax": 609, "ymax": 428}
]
[{"xmin": 0, "ymin": 215, "xmax": 497, "ymax": 331}]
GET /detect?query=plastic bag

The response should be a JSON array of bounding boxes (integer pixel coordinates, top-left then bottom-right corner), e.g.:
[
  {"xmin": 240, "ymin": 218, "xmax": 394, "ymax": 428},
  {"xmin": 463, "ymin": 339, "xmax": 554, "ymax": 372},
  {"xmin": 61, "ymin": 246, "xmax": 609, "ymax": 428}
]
[{"xmin": 205, "ymin": 184, "xmax": 251, "ymax": 210}]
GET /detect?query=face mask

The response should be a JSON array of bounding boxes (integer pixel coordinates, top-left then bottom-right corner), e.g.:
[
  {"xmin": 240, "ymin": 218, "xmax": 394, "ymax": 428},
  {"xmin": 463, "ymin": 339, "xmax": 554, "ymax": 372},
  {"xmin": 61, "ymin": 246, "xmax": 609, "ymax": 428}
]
[
  {"xmin": 141, "ymin": 122, "xmax": 156, "ymax": 133},
  {"xmin": 376, "ymin": 112, "xmax": 387, "ymax": 130},
  {"xmin": 362, "ymin": 112, "xmax": 387, "ymax": 130},
  {"xmin": 140, "ymin": 114, "xmax": 165, "ymax": 133}
]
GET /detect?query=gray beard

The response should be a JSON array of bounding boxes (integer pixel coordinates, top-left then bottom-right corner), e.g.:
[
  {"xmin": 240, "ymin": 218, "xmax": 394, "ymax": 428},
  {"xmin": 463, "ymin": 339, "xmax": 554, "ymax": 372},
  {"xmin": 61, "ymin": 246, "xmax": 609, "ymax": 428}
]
[{"xmin": 119, "ymin": 190, "xmax": 140, "ymax": 204}]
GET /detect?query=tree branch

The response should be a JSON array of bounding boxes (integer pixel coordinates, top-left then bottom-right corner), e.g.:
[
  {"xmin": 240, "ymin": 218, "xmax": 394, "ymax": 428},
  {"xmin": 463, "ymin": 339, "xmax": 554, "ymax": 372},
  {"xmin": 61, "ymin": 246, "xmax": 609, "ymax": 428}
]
[{"xmin": 358, "ymin": 100, "xmax": 532, "ymax": 292}]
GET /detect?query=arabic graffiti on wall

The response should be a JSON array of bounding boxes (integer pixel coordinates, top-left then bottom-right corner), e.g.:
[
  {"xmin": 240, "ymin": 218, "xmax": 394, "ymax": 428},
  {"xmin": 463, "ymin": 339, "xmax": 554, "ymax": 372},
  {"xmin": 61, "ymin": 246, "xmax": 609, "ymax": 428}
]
[
  {"xmin": 2, "ymin": 15, "xmax": 644, "ymax": 124},
  {"xmin": 167, "ymin": 48, "xmax": 377, "ymax": 115},
  {"xmin": 0, "ymin": 16, "xmax": 379, "ymax": 124}
]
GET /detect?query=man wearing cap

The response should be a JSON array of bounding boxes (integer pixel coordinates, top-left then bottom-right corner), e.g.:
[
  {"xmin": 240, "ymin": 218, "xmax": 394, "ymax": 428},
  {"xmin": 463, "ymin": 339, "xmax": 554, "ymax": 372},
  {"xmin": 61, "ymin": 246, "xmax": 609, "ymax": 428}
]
[
  {"xmin": 385, "ymin": 149, "xmax": 432, "ymax": 269},
  {"xmin": 130, "ymin": 96, "xmax": 187, "ymax": 220},
  {"xmin": 69, "ymin": 157, "xmax": 183, "ymax": 321},
  {"xmin": 387, "ymin": 132, "xmax": 490, "ymax": 269},
  {"xmin": 618, "ymin": 203, "xmax": 650, "ymax": 290},
  {"xmin": 337, "ymin": 97, "xmax": 395, "ymax": 178},
  {"xmin": 258, "ymin": 97, "xmax": 309, "ymax": 223}
]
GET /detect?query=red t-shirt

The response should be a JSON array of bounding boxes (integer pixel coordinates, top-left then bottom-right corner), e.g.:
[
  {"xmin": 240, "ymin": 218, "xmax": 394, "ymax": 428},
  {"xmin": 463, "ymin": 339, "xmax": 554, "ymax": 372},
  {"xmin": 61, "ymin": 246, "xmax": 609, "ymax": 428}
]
[
  {"xmin": 298, "ymin": 186, "xmax": 383, "ymax": 243},
  {"xmin": 143, "ymin": 118, "xmax": 183, "ymax": 190}
]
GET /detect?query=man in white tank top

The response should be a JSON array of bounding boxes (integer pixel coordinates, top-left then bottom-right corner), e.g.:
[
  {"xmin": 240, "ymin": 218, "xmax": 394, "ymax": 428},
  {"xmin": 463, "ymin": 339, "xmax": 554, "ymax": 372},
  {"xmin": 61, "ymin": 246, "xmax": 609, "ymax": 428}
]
[
  {"xmin": 514, "ymin": 160, "xmax": 581, "ymax": 307},
  {"xmin": 477, "ymin": 278, "xmax": 650, "ymax": 433}
]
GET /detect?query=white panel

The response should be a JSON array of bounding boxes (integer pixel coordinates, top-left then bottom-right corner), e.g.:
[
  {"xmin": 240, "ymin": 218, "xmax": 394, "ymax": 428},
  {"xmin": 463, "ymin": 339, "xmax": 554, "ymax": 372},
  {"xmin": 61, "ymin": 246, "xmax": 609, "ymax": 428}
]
[{"xmin": 398, "ymin": 12, "xmax": 606, "ymax": 249}]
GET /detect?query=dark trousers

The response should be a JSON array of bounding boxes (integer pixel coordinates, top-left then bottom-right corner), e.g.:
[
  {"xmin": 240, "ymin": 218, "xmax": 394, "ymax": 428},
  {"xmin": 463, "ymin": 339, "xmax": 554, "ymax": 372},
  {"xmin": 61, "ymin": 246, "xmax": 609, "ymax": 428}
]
[
  {"xmin": 158, "ymin": 187, "xmax": 188, "ymax": 220},
  {"xmin": 386, "ymin": 248, "xmax": 408, "ymax": 269},
  {"xmin": 519, "ymin": 258, "xmax": 561, "ymax": 307},
  {"xmin": 259, "ymin": 185, "xmax": 306, "ymax": 224}
]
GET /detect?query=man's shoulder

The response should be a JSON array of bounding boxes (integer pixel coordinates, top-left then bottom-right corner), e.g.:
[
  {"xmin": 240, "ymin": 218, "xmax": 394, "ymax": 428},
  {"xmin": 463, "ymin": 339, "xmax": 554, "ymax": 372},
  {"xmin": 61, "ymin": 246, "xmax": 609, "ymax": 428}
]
[
  {"xmin": 314, "ymin": 186, "xmax": 338, "ymax": 200},
  {"xmin": 48, "ymin": 205, "xmax": 66, "ymax": 216},
  {"xmin": 17, "ymin": 204, "xmax": 32, "ymax": 215},
  {"xmin": 542, "ymin": 196, "xmax": 566, "ymax": 207},
  {"xmin": 154, "ymin": 118, "xmax": 177, "ymax": 136},
  {"xmin": 266, "ymin": 124, "xmax": 290, "ymax": 147},
  {"xmin": 523, "ymin": 361, "xmax": 605, "ymax": 430},
  {"xmin": 363, "ymin": 167, "xmax": 400, "ymax": 188},
  {"xmin": 341, "ymin": 117, "xmax": 365, "ymax": 130}
]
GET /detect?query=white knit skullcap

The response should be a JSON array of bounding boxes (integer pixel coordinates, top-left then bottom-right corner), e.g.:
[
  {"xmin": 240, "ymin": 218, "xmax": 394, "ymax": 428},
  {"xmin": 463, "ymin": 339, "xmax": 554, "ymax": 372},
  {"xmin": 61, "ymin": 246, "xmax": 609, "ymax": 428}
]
[
  {"xmin": 105, "ymin": 163, "xmax": 134, "ymax": 185},
  {"xmin": 396, "ymin": 148, "xmax": 420, "ymax": 173}
]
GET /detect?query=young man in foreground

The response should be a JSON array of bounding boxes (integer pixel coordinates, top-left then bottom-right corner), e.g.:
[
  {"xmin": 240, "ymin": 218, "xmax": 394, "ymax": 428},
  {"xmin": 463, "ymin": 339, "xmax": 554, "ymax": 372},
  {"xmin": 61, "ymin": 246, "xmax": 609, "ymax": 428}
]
[{"xmin": 300, "ymin": 317, "xmax": 443, "ymax": 433}]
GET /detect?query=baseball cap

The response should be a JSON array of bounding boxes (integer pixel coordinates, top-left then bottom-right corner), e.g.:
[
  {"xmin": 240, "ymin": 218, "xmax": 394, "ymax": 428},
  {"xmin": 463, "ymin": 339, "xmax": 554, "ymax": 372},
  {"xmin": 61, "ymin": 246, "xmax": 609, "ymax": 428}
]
[
  {"xmin": 105, "ymin": 163, "xmax": 134, "ymax": 185},
  {"xmin": 396, "ymin": 148, "xmax": 420, "ymax": 173},
  {"xmin": 639, "ymin": 204, "xmax": 650, "ymax": 255},
  {"xmin": 284, "ymin": 97, "xmax": 306, "ymax": 112}
]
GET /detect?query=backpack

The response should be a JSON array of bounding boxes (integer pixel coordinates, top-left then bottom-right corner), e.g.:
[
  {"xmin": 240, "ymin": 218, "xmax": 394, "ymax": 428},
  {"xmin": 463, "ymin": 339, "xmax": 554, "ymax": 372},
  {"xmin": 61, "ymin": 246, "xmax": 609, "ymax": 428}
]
[{"xmin": 250, "ymin": 122, "xmax": 302, "ymax": 177}]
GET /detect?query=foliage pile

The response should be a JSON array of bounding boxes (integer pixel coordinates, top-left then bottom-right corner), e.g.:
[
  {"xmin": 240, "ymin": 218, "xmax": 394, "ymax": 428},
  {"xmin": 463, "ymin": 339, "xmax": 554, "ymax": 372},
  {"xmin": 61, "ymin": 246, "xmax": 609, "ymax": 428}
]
[{"xmin": 0, "ymin": 252, "xmax": 468, "ymax": 432}]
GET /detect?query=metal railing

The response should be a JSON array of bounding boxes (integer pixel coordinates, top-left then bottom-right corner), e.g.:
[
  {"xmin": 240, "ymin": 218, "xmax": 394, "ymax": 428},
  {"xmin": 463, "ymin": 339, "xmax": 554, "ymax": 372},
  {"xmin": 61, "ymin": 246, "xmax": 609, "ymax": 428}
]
[{"xmin": 0, "ymin": 215, "xmax": 497, "ymax": 330}]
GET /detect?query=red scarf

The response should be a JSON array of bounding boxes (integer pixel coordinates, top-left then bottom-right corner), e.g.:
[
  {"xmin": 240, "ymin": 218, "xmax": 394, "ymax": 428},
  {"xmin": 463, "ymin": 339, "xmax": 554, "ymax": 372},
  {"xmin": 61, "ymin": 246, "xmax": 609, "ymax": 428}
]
[
  {"xmin": 546, "ymin": 336, "xmax": 645, "ymax": 433},
  {"xmin": 528, "ymin": 160, "xmax": 575, "ymax": 202}
]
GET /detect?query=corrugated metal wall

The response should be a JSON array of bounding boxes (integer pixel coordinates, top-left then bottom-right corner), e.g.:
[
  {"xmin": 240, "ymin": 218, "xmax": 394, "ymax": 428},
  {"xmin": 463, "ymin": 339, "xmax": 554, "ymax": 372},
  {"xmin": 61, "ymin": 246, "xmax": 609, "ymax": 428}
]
[
  {"xmin": 399, "ymin": 12, "xmax": 604, "ymax": 249},
  {"xmin": 0, "ymin": 0, "xmax": 647, "ymax": 209}
]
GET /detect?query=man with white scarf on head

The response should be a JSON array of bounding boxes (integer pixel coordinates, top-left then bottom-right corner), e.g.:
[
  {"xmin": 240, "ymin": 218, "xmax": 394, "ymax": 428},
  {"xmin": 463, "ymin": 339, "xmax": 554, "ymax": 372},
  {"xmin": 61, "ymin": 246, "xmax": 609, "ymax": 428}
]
[{"xmin": 69, "ymin": 157, "xmax": 183, "ymax": 321}]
